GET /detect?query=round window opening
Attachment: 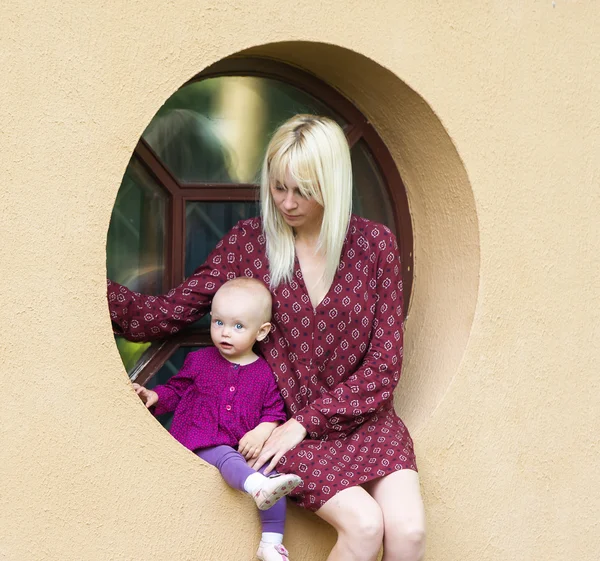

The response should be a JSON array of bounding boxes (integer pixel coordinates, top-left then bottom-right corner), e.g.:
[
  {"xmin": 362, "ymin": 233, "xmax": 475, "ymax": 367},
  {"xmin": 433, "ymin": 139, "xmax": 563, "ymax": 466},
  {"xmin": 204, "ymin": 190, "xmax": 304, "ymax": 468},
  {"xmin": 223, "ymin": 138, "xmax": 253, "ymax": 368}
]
[{"xmin": 106, "ymin": 58, "xmax": 413, "ymax": 428}]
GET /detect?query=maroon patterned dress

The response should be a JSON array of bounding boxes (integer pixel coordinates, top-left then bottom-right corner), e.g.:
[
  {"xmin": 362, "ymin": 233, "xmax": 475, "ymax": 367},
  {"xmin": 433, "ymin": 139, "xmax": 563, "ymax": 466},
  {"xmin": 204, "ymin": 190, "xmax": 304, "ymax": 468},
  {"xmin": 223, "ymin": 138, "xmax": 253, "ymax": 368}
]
[{"xmin": 108, "ymin": 214, "xmax": 417, "ymax": 511}]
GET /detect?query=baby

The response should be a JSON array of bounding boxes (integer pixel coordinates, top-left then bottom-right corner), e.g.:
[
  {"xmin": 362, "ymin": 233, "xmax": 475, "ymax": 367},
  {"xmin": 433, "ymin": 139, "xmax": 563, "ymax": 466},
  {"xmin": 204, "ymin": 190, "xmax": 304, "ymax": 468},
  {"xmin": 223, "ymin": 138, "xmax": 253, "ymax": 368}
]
[{"xmin": 134, "ymin": 277, "xmax": 300, "ymax": 561}]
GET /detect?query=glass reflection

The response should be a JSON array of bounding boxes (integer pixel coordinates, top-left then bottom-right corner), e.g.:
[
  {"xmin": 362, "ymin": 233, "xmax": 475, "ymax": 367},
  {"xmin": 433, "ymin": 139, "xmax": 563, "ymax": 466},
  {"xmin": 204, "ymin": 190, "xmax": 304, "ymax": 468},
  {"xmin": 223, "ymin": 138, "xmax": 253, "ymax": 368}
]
[
  {"xmin": 142, "ymin": 77, "xmax": 343, "ymax": 184},
  {"xmin": 107, "ymin": 157, "xmax": 167, "ymax": 372},
  {"xmin": 351, "ymin": 140, "xmax": 396, "ymax": 234},
  {"xmin": 107, "ymin": 157, "xmax": 167, "ymax": 291},
  {"xmin": 109, "ymin": 73, "xmax": 401, "ymax": 380},
  {"xmin": 185, "ymin": 201, "xmax": 260, "ymax": 277}
]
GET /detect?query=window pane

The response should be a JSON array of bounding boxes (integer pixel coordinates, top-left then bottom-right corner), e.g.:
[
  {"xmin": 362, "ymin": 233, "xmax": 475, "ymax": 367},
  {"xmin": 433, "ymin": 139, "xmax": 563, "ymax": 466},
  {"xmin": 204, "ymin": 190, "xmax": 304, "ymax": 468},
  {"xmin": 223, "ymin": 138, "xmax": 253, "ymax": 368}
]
[
  {"xmin": 146, "ymin": 346, "xmax": 203, "ymax": 429},
  {"xmin": 185, "ymin": 201, "xmax": 259, "ymax": 329},
  {"xmin": 142, "ymin": 76, "xmax": 344, "ymax": 184},
  {"xmin": 106, "ymin": 157, "xmax": 167, "ymax": 292},
  {"xmin": 185, "ymin": 201, "xmax": 260, "ymax": 277},
  {"xmin": 351, "ymin": 140, "xmax": 396, "ymax": 234},
  {"xmin": 107, "ymin": 157, "xmax": 167, "ymax": 372},
  {"xmin": 115, "ymin": 336, "xmax": 152, "ymax": 375}
]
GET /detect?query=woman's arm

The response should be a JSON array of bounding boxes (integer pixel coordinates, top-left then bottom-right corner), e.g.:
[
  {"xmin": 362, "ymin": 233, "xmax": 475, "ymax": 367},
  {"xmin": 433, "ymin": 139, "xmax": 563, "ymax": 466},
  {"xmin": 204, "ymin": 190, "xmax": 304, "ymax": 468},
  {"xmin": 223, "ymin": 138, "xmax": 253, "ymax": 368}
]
[
  {"xmin": 294, "ymin": 230, "xmax": 404, "ymax": 439},
  {"xmin": 247, "ymin": 368, "xmax": 302, "ymax": 472},
  {"xmin": 108, "ymin": 224, "xmax": 243, "ymax": 341}
]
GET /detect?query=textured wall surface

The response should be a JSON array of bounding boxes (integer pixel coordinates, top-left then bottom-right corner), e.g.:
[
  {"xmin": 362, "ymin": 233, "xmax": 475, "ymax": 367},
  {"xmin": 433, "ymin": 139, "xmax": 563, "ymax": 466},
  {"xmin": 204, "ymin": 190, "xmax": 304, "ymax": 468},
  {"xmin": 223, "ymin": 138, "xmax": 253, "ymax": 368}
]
[{"xmin": 1, "ymin": 1, "xmax": 599, "ymax": 560}]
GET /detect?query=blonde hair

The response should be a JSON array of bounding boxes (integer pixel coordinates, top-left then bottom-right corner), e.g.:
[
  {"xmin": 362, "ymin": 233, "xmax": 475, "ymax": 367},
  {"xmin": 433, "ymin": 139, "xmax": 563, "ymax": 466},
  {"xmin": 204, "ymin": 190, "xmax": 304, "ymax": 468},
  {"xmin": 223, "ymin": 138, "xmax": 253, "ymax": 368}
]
[
  {"xmin": 213, "ymin": 277, "xmax": 272, "ymax": 323},
  {"xmin": 260, "ymin": 115, "xmax": 352, "ymax": 289}
]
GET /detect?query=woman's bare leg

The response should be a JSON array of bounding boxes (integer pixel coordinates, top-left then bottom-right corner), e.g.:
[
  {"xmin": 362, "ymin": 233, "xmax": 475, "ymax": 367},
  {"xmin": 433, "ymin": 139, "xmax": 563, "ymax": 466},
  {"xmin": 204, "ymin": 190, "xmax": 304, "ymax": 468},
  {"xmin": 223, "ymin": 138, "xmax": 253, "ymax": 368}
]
[
  {"xmin": 316, "ymin": 486, "xmax": 384, "ymax": 561},
  {"xmin": 363, "ymin": 469, "xmax": 425, "ymax": 561}
]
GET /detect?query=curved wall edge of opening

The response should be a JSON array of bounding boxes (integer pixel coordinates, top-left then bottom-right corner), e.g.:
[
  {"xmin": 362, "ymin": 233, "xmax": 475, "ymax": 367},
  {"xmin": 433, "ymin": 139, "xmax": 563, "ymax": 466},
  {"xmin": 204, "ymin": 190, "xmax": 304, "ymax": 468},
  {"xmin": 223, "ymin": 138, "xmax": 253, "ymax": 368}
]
[{"xmin": 233, "ymin": 42, "xmax": 480, "ymax": 434}]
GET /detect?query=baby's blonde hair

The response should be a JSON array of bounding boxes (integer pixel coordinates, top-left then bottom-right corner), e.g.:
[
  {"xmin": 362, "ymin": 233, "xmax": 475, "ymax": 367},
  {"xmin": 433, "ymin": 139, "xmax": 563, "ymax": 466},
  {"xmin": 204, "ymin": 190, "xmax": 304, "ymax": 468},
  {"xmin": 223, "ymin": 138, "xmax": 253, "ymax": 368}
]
[
  {"xmin": 260, "ymin": 115, "xmax": 353, "ymax": 289},
  {"xmin": 213, "ymin": 277, "xmax": 272, "ymax": 323}
]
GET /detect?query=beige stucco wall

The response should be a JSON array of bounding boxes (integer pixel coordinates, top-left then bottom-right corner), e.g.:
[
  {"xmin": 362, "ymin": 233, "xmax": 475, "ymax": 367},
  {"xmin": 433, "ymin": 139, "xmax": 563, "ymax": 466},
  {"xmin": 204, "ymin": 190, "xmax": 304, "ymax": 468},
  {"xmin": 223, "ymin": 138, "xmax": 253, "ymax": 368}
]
[{"xmin": 1, "ymin": 1, "xmax": 599, "ymax": 560}]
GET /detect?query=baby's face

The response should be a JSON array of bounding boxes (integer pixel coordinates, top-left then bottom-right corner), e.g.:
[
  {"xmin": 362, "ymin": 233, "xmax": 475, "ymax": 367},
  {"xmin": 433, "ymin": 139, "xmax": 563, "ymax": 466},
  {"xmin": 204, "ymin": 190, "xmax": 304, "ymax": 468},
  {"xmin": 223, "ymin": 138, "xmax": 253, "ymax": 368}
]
[{"xmin": 210, "ymin": 287, "xmax": 270, "ymax": 361}]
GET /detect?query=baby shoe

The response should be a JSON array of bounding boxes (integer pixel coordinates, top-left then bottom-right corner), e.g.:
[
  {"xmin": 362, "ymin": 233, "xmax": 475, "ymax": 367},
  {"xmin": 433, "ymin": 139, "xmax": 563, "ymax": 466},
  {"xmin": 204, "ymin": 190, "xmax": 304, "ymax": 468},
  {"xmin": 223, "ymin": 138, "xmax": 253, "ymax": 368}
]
[
  {"xmin": 253, "ymin": 473, "xmax": 302, "ymax": 510},
  {"xmin": 256, "ymin": 541, "xmax": 290, "ymax": 561}
]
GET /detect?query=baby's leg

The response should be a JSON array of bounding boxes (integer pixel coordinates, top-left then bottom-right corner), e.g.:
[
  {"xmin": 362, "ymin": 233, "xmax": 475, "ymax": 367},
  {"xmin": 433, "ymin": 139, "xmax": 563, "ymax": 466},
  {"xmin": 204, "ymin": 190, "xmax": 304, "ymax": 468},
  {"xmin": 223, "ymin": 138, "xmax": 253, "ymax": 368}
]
[
  {"xmin": 256, "ymin": 493, "xmax": 290, "ymax": 561},
  {"xmin": 257, "ymin": 466, "xmax": 286, "ymax": 535},
  {"xmin": 255, "ymin": 466, "xmax": 292, "ymax": 561},
  {"xmin": 196, "ymin": 446, "xmax": 301, "ymax": 508},
  {"xmin": 258, "ymin": 494, "xmax": 286, "ymax": 534},
  {"xmin": 195, "ymin": 445, "xmax": 254, "ymax": 491},
  {"xmin": 196, "ymin": 447, "xmax": 296, "ymax": 560}
]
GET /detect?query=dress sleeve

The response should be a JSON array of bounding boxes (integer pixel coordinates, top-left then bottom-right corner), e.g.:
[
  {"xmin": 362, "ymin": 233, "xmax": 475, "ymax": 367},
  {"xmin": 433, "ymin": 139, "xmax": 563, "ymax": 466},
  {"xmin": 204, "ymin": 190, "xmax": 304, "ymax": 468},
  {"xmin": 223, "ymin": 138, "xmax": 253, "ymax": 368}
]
[
  {"xmin": 107, "ymin": 224, "xmax": 243, "ymax": 341},
  {"xmin": 294, "ymin": 230, "xmax": 404, "ymax": 439},
  {"xmin": 258, "ymin": 366, "xmax": 288, "ymax": 424},
  {"xmin": 152, "ymin": 351, "xmax": 198, "ymax": 415}
]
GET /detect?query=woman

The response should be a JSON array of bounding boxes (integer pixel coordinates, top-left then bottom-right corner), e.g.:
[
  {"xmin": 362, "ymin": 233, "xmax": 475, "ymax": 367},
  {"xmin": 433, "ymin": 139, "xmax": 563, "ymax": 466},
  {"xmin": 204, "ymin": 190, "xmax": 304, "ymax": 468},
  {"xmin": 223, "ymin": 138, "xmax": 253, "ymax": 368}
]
[{"xmin": 108, "ymin": 115, "xmax": 425, "ymax": 561}]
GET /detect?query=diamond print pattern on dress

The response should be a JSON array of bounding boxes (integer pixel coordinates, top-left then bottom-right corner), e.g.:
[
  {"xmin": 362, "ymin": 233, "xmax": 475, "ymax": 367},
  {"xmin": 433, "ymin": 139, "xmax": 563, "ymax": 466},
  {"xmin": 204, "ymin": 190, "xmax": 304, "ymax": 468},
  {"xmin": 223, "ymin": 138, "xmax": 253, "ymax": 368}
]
[{"xmin": 107, "ymin": 215, "xmax": 416, "ymax": 512}]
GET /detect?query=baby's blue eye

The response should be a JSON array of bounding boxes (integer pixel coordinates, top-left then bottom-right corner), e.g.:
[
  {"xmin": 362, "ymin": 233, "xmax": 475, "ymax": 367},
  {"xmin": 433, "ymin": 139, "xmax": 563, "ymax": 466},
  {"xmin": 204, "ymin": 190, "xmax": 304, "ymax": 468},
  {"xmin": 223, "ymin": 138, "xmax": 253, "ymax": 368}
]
[
  {"xmin": 214, "ymin": 319, "xmax": 223, "ymax": 326},
  {"xmin": 235, "ymin": 323, "xmax": 243, "ymax": 330}
]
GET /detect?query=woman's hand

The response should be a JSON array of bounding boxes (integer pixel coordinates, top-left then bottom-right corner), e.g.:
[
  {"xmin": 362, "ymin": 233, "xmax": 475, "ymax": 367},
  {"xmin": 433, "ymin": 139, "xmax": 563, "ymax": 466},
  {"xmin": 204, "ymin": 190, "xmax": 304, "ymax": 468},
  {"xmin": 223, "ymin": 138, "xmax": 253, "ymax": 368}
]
[
  {"xmin": 132, "ymin": 383, "xmax": 158, "ymax": 408},
  {"xmin": 248, "ymin": 418, "xmax": 307, "ymax": 474}
]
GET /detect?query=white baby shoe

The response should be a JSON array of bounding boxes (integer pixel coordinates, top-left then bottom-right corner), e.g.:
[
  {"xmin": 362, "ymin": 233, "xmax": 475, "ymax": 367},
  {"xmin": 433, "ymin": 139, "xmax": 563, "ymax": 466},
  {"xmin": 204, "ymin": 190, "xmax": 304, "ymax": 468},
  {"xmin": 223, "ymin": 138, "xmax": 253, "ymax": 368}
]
[
  {"xmin": 256, "ymin": 541, "xmax": 290, "ymax": 561},
  {"xmin": 252, "ymin": 473, "xmax": 302, "ymax": 510}
]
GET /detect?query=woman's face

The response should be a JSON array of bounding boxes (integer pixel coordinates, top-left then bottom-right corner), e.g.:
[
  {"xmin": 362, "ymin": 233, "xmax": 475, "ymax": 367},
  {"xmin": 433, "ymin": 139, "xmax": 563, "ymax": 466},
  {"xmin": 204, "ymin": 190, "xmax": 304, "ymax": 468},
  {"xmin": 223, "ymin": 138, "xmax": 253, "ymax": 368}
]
[{"xmin": 270, "ymin": 169, "xmax": 324, "ymax": 231}]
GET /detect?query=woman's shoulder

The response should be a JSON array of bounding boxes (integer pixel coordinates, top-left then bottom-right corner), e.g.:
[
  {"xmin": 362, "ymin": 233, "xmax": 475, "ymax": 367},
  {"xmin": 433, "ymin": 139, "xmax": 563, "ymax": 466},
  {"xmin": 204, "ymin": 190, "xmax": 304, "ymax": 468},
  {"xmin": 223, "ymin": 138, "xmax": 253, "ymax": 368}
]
[
  {"xmin": 220, "ymin": 216, "xmax": 264, "ymax": 245},
  {"xmin": 211, "ymin": 217, "xmax": 263, "ymax": 254},
  {"xmin": 349, "ymin": 214, "xmax": 397, "ymax": 246},
  {"xmin": 234, "ymin": 216, "xmax": 263, "ymax": 236}
]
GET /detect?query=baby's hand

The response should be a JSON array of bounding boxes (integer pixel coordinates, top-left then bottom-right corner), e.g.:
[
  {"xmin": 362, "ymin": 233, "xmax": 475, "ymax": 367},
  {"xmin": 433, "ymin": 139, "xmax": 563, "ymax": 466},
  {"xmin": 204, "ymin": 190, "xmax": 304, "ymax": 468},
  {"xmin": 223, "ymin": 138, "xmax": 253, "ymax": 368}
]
[
  {"xmin": 132, "ymin": 383, "xmax": 158, "ymax": 408},
  {"xmin": 238, "ymin": 429, "xmax": 268, "ymax": 460}
]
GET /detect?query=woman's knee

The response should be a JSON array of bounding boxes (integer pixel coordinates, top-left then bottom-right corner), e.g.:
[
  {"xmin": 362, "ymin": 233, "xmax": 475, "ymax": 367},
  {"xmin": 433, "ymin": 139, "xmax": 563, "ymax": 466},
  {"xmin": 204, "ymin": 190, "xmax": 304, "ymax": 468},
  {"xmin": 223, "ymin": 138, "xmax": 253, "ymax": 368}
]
[
  {"xmin": 339, "ymin": 502, "xmax": 385, "ymax": 558},
  {"xmin": 318, "ymin": 488, "xmax": 385, "ymax": 553},
  {"xmin": 364, "ymin": 469, "xmax": 426, "ymax": 561},
  {"xmin": 347, "ymin": 507, "xmax": 385, "ymax": 543},
  {"xmin": 383, "ymin": 522, "xmax": 426, "ymax": 561}
]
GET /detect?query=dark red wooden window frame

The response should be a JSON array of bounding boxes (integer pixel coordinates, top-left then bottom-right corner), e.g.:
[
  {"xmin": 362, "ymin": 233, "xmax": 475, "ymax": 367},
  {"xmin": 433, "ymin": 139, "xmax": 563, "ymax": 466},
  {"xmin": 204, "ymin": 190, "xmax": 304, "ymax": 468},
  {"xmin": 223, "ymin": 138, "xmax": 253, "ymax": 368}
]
[{"xmin": 128, "ymin": 57, "xmax": 413, "ymax": 385}]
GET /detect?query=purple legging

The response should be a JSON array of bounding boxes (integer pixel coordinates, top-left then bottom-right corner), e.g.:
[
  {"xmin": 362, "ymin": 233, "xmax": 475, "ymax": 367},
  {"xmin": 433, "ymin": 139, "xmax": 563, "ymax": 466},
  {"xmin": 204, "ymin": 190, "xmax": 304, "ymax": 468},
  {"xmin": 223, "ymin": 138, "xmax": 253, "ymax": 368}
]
[{"xmin": 195, "ymin": 445, "xmax": 286, "ymax": 534}]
